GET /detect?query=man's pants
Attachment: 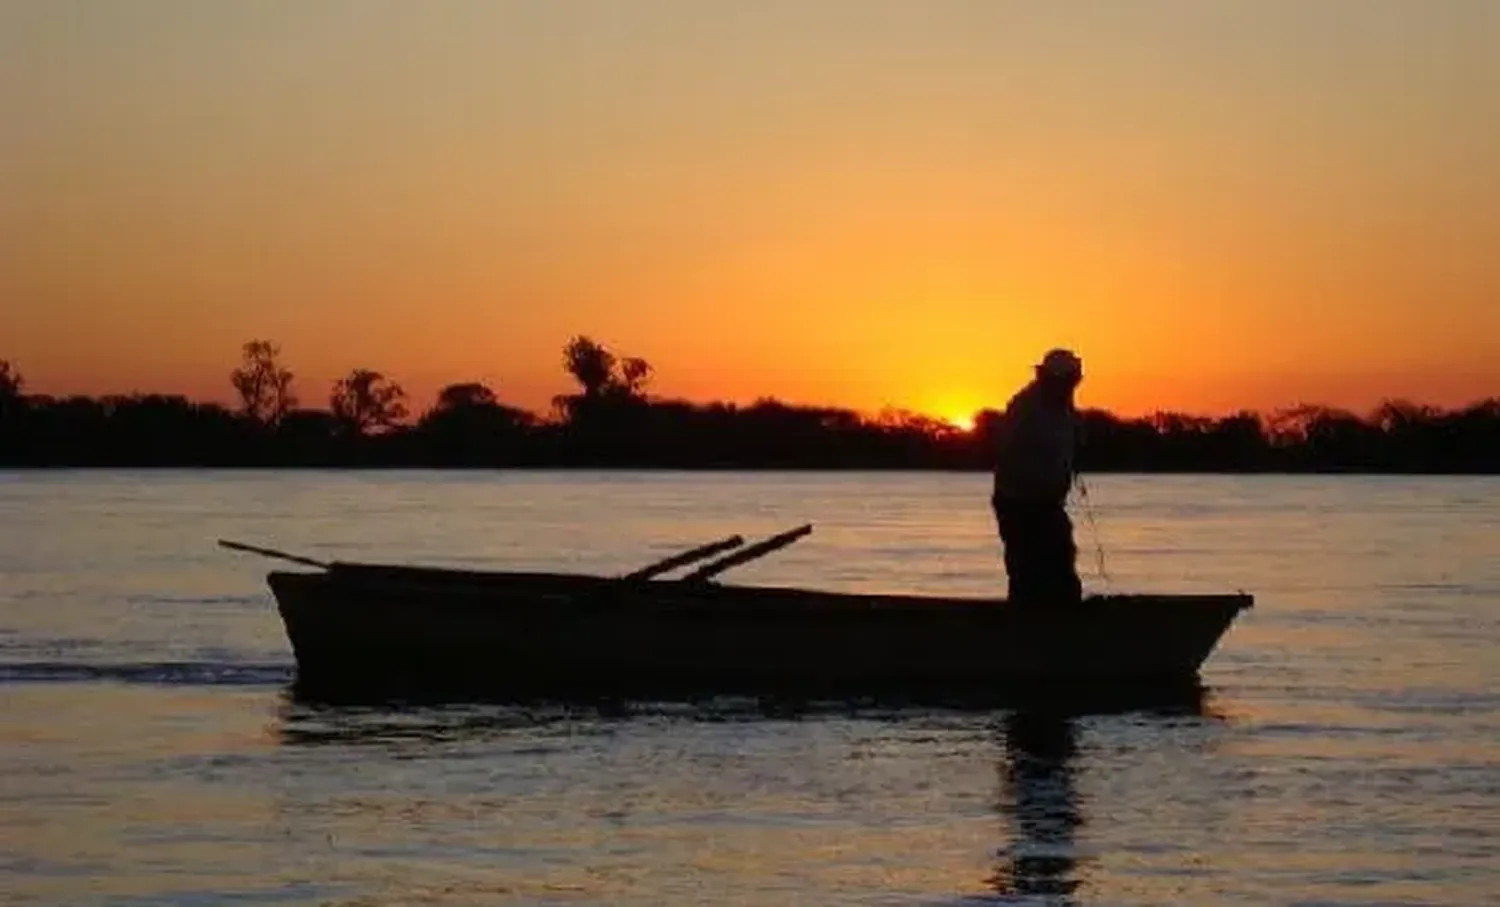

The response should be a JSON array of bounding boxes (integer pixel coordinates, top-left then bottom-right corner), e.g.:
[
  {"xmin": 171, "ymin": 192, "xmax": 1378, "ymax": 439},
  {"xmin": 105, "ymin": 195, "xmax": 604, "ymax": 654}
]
[{"xmin": 991, "ymin": 497, "xmax": 1083, "ymax": 605}]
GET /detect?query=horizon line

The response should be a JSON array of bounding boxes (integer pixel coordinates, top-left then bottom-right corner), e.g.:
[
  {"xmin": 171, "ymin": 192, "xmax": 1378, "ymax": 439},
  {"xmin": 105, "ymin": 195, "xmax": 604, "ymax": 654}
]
[{"xmin": 7, "ymin": 381, "xmax": 1497, "ymax": 428}]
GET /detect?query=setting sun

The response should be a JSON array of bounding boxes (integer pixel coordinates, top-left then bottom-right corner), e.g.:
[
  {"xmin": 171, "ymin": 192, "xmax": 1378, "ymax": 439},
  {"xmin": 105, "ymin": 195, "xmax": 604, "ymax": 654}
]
[
  {"xmin": 927, "ymin": 394, "xmax": 986, "ymax": 433},
  {"xmin": 945, "ymin": 413, "xmax": 978, "ymax": 433}
]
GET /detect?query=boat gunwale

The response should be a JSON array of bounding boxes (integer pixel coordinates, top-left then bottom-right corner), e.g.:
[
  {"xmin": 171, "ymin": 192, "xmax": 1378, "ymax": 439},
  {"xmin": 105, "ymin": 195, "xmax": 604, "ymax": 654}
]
[{"xmin": 269, "ymin": 567, "xmax": 1254, "ymax": 613}]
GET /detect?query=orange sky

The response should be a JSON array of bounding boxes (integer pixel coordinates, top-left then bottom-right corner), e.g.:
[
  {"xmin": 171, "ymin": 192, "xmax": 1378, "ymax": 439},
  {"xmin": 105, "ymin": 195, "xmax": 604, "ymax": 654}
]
[{"xmin": 2, "ymin": 2, "xmax": 1496, "ymax": 424}]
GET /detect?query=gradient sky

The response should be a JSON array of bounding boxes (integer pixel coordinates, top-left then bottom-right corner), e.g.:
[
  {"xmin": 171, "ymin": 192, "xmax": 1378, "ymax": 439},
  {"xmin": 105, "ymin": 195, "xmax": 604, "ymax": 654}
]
[{"xmin": 3, "ymin": 1, "xmax": 1496, "ymax": 422}]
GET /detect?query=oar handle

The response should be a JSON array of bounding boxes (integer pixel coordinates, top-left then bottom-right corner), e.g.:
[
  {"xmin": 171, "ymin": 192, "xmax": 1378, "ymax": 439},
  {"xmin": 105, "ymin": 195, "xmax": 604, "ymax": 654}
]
[
  {"xmin": 217, "ymin": 539, "xmax": 329, "ymax": 569},
  {"xmin": 681, "ymin": 524, "xmax": 813, "ymax": 582},
  {"xmin": 620, "ymin": 535, "xmax": 746, "ymax": 581}
]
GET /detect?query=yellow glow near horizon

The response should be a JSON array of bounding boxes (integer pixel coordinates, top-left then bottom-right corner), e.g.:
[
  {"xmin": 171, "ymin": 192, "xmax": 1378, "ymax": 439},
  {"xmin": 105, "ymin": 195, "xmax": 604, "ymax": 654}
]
[
  {"xmin": 946, "ymin": 413, "xmax": 978, "ymax": 433},
  {"xmin": 2, "ymin": 3, "xmax": 1497, "ymax": 419}
]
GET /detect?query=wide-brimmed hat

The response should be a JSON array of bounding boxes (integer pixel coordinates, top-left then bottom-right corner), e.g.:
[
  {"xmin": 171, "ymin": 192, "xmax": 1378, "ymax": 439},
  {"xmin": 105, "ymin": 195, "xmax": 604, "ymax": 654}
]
[{"xmin": 1038, "ymin": 348, "xmax": 1083, "ymax": 380}]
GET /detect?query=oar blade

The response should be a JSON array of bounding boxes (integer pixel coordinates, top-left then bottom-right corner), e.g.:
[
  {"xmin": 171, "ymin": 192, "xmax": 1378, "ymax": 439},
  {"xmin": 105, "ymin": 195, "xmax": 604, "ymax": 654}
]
[{"xmin": 217, "ymin": 539, "xmax": 329, "ymax": 570}]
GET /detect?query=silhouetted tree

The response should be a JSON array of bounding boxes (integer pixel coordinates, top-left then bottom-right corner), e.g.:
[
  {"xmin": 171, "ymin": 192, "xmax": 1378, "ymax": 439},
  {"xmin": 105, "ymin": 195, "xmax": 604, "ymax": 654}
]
[
  {"xmin": 416, "ymin": 381, "xmax": 535, "ymax": 465},
  {"xmin": 230, "ymin": 340, "xmax": 296, "ymax": 427},
  {"xmin": 1374, "ymin": 400, "xmax": 1439, "ymax": 433},
  {"xmin": 0, "ymin": 359, "xmax": 22, "ymax": 399},
  {"xmin": 1261, "ymin": 404, "xmax": 1319, "ymax": 451},
  {"xmin": 0, "ymin": 359, "xmax": 26, "ymax": 436},
  {"xmin": 433, "ymin": 382, "xmax": 499, "ymax": 411},
  {"xmin": 562, "ymin": 336, "xmax": 616, "ymax": 399},
  {"xmin": 422, "ymin": 382, "xmax": 532, "ymax": 432},
  {"xmin": 557, "ymin": 336, "xmax": 652, "ymax": 401},
  {"xmin": 554, "ymin": 336, "xmax": 654, "ymax": 431},
  {"xmin": 329, "ymin": 369, "xmax": 407, "ymax": 435},
  {"xmin": 873, "ymin": 407, "xmax": 959, "ymax": 437},
  {"xmin": 618, "ymin": 357, "xmax": 652, "ymax": 398}
]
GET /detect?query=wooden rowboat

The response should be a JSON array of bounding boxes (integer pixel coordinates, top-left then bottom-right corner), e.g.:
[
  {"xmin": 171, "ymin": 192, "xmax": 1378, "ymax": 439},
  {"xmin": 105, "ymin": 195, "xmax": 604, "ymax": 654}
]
[{"xmin": 222, "ymin": 526, "xmax": 1253, "ymax": 708}]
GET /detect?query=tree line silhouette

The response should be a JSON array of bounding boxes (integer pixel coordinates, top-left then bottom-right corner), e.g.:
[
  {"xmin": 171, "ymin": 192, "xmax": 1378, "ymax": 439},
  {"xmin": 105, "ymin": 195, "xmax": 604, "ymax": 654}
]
[{"xmin": 0, "ymin": 340, "xmax": 1495, "ymax": 472}]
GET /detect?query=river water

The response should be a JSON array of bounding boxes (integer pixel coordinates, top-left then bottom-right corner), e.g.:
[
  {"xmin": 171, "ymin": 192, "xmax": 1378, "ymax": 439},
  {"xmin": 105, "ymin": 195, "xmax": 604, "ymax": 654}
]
[{"xmin": 2, "ymin": 470, "xmax": 1497, "ymax": 906}]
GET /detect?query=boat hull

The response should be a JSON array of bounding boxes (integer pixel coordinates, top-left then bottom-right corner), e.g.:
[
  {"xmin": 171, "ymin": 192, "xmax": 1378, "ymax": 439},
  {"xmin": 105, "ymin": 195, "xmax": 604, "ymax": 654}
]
[{"xmin": 267, "ymin": 568, "xmax": 1252, "ymax": 706}]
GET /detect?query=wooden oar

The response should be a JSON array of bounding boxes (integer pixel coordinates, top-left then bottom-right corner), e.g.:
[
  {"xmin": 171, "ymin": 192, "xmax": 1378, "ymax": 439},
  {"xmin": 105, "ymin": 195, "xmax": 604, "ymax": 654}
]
[
  {"xmin": 217, "ymin": 539, "xmax": 329, "ymax": 569},
  {"xmin": 219, "ymin": 535, "xmax": 744, "ymax": 581},
  {"xmin": 620, "ymin": 535, "xmax": 746, "ymax": 581},
  {"xmin": 680, "ymin": 524, "xmax": 813, "ymax": 582}
]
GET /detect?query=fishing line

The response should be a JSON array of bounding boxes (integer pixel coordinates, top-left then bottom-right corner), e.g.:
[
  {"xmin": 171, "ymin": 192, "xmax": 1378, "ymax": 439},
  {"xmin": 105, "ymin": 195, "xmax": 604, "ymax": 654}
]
[{"xmin": 1075, "ymin": 475, "xmax": 1111, "ymax": 588}]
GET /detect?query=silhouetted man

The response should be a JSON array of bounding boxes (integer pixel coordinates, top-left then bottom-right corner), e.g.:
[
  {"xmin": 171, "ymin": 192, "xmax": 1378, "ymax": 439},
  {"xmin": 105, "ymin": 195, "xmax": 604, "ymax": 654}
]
[{"xmin": 991, "ymin": 349, "xmax": 1083, "ymax": 605}]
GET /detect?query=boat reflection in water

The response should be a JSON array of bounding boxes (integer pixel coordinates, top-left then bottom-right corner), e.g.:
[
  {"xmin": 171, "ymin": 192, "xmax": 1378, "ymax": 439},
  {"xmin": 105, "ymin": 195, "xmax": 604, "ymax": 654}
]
[
  {"xmin": 276, "ymin": 677, "xmax": 1212, "ymax": 735},
  {"xmin": 272, "ymin": 684, "xmax": 1216, "ymax": 907},
  {"xmin": 987, "ymin": 710, "xmax": 1086, "ymax": 903}
]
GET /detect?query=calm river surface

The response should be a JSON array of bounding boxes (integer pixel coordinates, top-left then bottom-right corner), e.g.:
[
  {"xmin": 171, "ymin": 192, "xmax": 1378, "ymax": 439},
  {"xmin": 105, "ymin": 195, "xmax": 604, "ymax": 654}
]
[{"xmin": 2, "ymin": 470, "xmax": 1497, "ymax": 906}]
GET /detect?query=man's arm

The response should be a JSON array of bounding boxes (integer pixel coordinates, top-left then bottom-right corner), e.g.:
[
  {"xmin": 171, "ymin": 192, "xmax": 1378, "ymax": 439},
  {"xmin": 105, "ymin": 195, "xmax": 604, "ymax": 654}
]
[{"xmin": 1007, "ymin": 395, "xmax": 1073, "ymax": 502}]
